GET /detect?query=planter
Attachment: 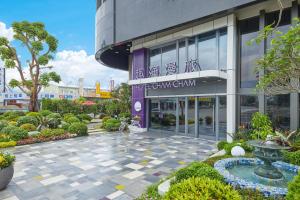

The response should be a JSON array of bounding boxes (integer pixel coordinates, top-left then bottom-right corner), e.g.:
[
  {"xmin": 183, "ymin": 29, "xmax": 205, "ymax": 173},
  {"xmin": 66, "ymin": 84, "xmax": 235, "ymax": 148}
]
[{"xmin": 0, "ymin": 165, "xmax": 14, "ymax": 190}]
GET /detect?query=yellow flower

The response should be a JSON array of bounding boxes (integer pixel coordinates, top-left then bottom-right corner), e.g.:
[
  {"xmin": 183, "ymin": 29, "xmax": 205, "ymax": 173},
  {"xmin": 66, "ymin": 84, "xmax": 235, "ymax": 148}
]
[{"xmin": 0, "ymin": 155, "xmax": 5, "ymax": 166}]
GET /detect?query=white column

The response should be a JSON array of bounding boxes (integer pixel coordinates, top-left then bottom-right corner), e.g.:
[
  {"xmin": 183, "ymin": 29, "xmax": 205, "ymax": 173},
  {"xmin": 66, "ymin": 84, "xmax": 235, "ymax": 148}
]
[{"xmin": 226, "ymin": 14, "xmax": 237, "ymax": 143}]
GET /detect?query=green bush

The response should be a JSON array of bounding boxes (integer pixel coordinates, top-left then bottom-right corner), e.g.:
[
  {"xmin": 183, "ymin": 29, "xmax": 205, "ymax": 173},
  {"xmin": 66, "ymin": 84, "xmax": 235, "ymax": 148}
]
[
  {"xmin": 16, "ymin": 116, "xmax": 39, "ymax": 127},
  {"xmin": 137, "ymin": 182, "xmax": 161, "ymax": 200},
  {"xmin": 2, "ymin": 111, "xmax": 24, "ymax": 121},
  {"xmin": 250, "ymin": 112, "xmax": 273, "ymax": 140},
  {"xmin": 68, "ymin": 122, "xmax": 88, "ymax": 136},
  {"xmin": 102, "ymin": 116, "xmax": 111, "ymax": 124},
  {"xmin": 65, "ymin": 116, "xmax": 80, "ymax": 124},
  {"xmin": 77, "ymin": 114, "xmax": 92, "ymax": 122},
  {"xmin": 164, "ymin": 177, "xmax": 241, "ymax": 200},
  {"xmin": 0, "ymin": 120, "xmax": 8, "ymax": 131},
  {"xmin": 39, "ymin": 110, "xmax": 53, "ymax": 117},
  {"xmin": 20, "ymin": 123, "xmax": 37, "ymax": 132},
  {"xmin": 173, "ymin": 162, "xmax": 224, "ymax": 184},
  {"xmin": 217, "ymin": 141, "xmax": 228, "ymax": 150},
  {"xmin": 103, "ymin": 118, "xmax": 121, "ymax": 132},
  {"xmin": 283, "ymin": 150, "xmax": 300, "ymax": 166},
  {"xmin": 40, "ymin": 128, "xmax": 65, "ymax": 137},
  {"xmin": 237, "ymin": 188, "xmax": 276, "ymax": 200},
  {"xmin": 60, "ymin": 122, "xmax": 70, "ymax": 131},
  {"xmin": 0, "ymin": 141, "xmax": 17, "ymax": 148},
  {"xmin": 0, "ymin": 152, "xmax": 15, "ymax": 169},
  {"xmin": 224, "ymin": 141, "xmax": 253, "ymax": 155},
  {"xmin": 46, "ymin": 113, "xmax": 61, "ymax": 128},
  {"xmin": 1, "ymin": 125, "xmax": 28, "ymax": 141},
  {"xmin": 63, "ymin": 113, "xmax": 76, "ymax": 122},
  {"xmin": 26, "ymin": 112, "xmax": 42, "ymax": 122},
  {"xmin": 287, "ymin": 172, "xmax": 300, "ymax": 200}
]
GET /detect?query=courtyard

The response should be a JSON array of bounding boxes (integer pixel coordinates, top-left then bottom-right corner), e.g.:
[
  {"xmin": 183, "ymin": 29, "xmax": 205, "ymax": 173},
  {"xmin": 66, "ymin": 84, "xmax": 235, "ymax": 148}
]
[{"xmin": 0, "ymin": 132, "xmax": 217, "ymax": 200}]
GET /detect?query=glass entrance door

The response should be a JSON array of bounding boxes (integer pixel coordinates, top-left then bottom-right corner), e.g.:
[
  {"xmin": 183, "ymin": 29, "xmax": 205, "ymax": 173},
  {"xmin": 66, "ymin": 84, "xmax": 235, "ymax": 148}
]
[{"xmin": 198, "ymin": 97, "xmax": 215, "ymax": 138}]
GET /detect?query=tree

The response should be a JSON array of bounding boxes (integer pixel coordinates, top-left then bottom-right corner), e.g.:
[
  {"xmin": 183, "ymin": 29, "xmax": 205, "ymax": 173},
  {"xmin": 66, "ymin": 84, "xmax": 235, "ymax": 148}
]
[
  {"xmin": 0, "ymin": 21, "xmax": 61, "ymax": 111},
  {"xmin": 111, "ymin": 83, "xmax": 131, "ymax": 114},
  {"xmin": 250, "ymin": 18, "xmax": 300, "ymax": 95}
]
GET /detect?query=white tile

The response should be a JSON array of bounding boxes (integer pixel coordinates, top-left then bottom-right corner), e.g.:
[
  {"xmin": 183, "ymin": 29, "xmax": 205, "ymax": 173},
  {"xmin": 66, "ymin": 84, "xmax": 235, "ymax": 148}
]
[
  {"xmin": 100, "ymin": 160, "xmax": 118, "ymax": 167},
  {"xmin": 70, "ymin": 182, "xmax": 80, "ymax": 187},
  {"xmin": 3, "ymin": 196, "xmax": 20, "ymax": 200},
  {"xmin": 125, "ymin": 163, "xmax": 144, "ymax": 170},
  {"xmin": 45, "ymin": 160, "xmax": 55, "ymax": 164},
  {"xmin": 78, "ymin": 165, "xmax": 95, "ymax": 170},
  {"xmin": 39, "ymin": 166, "xmax": 47, "ymax": 169},
  {"xmin": 68, "ymin": 157, "xmax": 80, "ymax": 161},
  {"xmin": 76, "ymin": 174, "xmax": 85, "ymax": 178},
  {"xmin": 126, "ymin": 155, "xmax": 134, "ymax": 159},
  {"xmin": 41, "ymin": 175, "xmax": 67, "ymax": 186},
  {"xmin": 14, "ymin": 171, "xmax": 26, "ymax": 178},
  {"xmin": 111, "ymin": 166, "xmax": 122, "ymax": 171},
  {"xmin": 16, "ymin": 180, "xmax": 26, "ymax": 185},
  {"xmin": 123, "ymin": 171, "xmax": 145, "ymax": 180},
  {"xmin": 43, "ymin": 154, "xmax": 57, "ymax": 159},
  {"xmin": 106, "ymin": 190, "xmax": 124, "ymax": 199},
  {"xmin": 144, "ymin": 156, "xmax": 158, "ymax": 160},
  {"xmin": 93, "ymin": 181, "xmax": 103, "ymax": 186},
  {"xmin": 149, "ymin": 160, "xmax": 164, "ymax": 165}
]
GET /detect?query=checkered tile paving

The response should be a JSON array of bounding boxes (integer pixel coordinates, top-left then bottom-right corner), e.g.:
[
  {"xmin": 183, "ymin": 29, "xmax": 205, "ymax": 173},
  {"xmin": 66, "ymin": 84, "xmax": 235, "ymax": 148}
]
[{"xmin": 0, "ymin": 132, "xmax": 216, "ymax": 200}]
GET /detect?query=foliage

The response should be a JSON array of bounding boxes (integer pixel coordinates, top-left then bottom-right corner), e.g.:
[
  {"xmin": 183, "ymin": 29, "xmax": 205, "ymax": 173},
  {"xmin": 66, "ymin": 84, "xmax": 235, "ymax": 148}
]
[
  {"xmin": 40, "ymin": 128, "xmax": 65, "ymax": 138},
  {"xmin": 39, "ymin": 110, "xmax": 52, "ymax": 117},
  {"xmin": 164, "ymin": 177, "xmax": 241, "ymax": 200},
  {"xmin": 236, "ymin": 188, "xmax": 280, "ymax": 200},
  {"xmin": 250, "ymin": 18, "xmax": 300, "ymax": 95},
  {"xmin": 77, "ymin": 114, "xmax": 92, "ymax": 122},
  {"xmin": 41, "ymin": 99, "xmax": 81, "ymax": 114},
  {"xmin": 60, "ymin": 122, "xmax": 70, "ymax": 131},
  {"xmin": 287, "ymin": 171, "xmax": 300, "ymax": 200},
  {"xmin": 17, "ymin": 133, "xmax": 72, "ymax": 145},
  {"xmin": 203, "ymin": 155, "xmax": 235, "ymax": 167},
  {"xmin": 283, "ymin": 150, "xmax": 300, "ymax": 166},
  {"xmin": 103, "ymin": 118, "xmax": 121, "ymax": 132},
  {"xmin": 46, "ymin": 113, "xmax": 61, "ymax": 128},
  {"xmin": 0, "ymin": 21, "xmax": 61, "ymax": 111},
  {"xmin": 0, "ymin": 152, "xmax": 15, "ymax": 169},
  {"xmin": 250, "ymin": 112, "xmax": 273, "ymax": 140},
  {"xmin": 270, "ymin": 130, "xmax": 300, "ymax": 147},
  {"xmin": 224, "ymin": 141, "xmax": 253, "ymax": 155},
  {"xmin": 173, "ymin": 162, "xmax": 224, "ymax": 184},
  {"xmin": 26, "ymin": 112, "xmax": 42, "ymax": 121},
  {"xmin": 234, "ymin": 127, "xmax": 252, "ymax": 141},
  {"xmin": 65, "ymin": 116, "xmax": 80, "ymax": 124},
  {"xmin": 136, "ymin": 182, "xmax": 162, "ymax": 200},
  {"xmin": 63, "ymin": 113, "xmax": 76, "ymax": 121},
  {"xmin": 68, "ymin": 122, "xmax": 88, "ymax": 136},
  {"xmin": 16, "ymin": 116, "xmax": 39, "ymax": 127},
  {"xmin": 0, "ymin": 134, "xmax": 11, "ymax": 143},
  {"xmin": 1, "ymin": 125, "xmax": 28, "ymax": 141},
  {"xmin": 1, "ymin": 111, "xmax": 23, "ymax": 121},
  {"xmin": 0, "ymin": 141, "xmax": 17, "ymax": 148},
  {"xmin": 20, "ymin": 123, "xmax": 37, "ymax": 132},
  {"xmin": 0, "ymin": 120, "xmax": 8, "ymax": 131},
  {"xmin": 217, "ymin": 141, "xmax": 228, "ymax": 150},
  {"xmin": 111, "ymin": 83, "xmax": 131, "ymax": 114}
]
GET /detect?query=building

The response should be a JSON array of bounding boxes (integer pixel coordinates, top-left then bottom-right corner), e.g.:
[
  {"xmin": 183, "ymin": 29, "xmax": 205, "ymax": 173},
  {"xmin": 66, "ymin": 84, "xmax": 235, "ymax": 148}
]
[{"xmin": 95, "ymin": 0, "xmax": 300, "ymax": 141}]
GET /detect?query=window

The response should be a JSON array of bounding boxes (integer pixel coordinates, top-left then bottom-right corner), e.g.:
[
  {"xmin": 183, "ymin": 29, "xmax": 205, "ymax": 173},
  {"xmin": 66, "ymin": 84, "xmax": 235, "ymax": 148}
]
[
  {"xmin": 240, "ymin": 95, "xmax": 259, "ymax": 128},
  {"xmin": 149, "ymin": 48, "xmax": 161, "ymax": 77},
  {"xmin": 198, "ymin": 30, "xmax": 217, "ymax": 70},
  {"xmin": 178, "ymin": 41, "xmax": 186, "ymax": 73},
  {"xmin": 188, "ymin": 37, "xmax": 196, "ymax": 60},
  {"xmin": 219, "ymin": 28, "xmax": 227, "ymax": 70},
  {"xmin": 161, "ymin": 43, "xmax": 177, "ymax": 76},
  {"xmin": 240, "ymin": 17, "xmax": 260, "ymax": 88}
]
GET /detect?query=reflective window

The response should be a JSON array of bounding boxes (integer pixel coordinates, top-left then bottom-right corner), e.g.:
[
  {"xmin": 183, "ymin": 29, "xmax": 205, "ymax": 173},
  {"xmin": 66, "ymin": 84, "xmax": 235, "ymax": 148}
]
[
  {"xmin": 178, "ymin": 41, "xmax": 186, "ymax": 74},
  {"xmin": 149, "ymin": 49, "xmax": 161, "ymax": 77},
  {"xmin": 161, "ymin": 43, "xmax": 177, "ymax": 76},
  {"xmin": 178, "ymin": 97, "xmax": 186, "ymax": 133},
  {"xmin": 187, "ymin": 97, "xmax": 195, "ymax": 136},
  {"xmin": 198, "ymin": 31, "xmax": 217, "ymax": 70},
  {"xmin": 149, "ymin": 99, "xmax": 160, "ymax": 129},
  {"xmin": 266, "ymin": 95, "xmax": 290, "ymax": 130},
  {"xmin": 219, "ymin": 96, "xmax": 227, "ymax": 139},
  {"xmin": 240, "ymin": 17, "xmax": 260, "ymax": 88},
  {"xmin": 219, "ymin": 28, "xmax": 227, "ymax": 70},
  {"xmin": 160, "ymin": 98, "xmax": 177, "ymax": 131},
  {"xmin": 188, "ymin": 37, "xmax": 196, "ymax": 60},
  {"xmin": 240, "ymin": 95, "xmax": 259, "ymax": 128}
]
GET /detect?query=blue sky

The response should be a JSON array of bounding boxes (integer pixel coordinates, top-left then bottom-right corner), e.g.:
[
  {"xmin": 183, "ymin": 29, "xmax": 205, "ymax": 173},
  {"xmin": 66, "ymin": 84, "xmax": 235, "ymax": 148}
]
[{"xmin": 0, "ymin": 0, "xmax": 128, "ymax": 88}]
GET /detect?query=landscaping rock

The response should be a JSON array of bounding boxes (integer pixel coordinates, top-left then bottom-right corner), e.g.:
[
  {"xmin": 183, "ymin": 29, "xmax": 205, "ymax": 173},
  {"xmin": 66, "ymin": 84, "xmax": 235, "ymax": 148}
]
[{"xmin": 231, "ymin": 146, "xmax": 245, "ymax": 156}]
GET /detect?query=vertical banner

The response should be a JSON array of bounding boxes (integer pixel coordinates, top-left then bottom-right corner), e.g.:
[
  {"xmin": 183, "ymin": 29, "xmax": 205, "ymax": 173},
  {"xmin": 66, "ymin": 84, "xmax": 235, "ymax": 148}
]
[{"xmin": 131, "ymin": 49, "xmax": 147, "ymax": 128}]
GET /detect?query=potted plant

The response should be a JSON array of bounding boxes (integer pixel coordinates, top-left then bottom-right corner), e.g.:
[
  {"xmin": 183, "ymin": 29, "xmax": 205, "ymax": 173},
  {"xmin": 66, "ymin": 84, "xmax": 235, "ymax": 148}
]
[
  {"xmin": 0, "ymin": 152, "xmax": 15, "ymax": 190},
  {"xmin": 205, "ymin": 116, "xmax": 212, "ymax": 125}
]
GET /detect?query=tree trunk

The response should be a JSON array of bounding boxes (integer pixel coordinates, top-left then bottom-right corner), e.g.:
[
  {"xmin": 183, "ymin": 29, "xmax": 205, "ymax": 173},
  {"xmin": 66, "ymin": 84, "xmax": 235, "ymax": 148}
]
[{"xmin": 29, "ymin": 92, "xmax": 39, "ymax": 112}]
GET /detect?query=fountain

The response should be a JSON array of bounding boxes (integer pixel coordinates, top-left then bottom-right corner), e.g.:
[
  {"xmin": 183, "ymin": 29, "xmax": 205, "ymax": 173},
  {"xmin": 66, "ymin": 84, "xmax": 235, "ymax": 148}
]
[
  {"xmin": 214, "ymin": 140, "xmax": 299, "ymax": 197},
  {"xmin": 247, "ymin": 140, "xmax": 291, "ymax": 180}
]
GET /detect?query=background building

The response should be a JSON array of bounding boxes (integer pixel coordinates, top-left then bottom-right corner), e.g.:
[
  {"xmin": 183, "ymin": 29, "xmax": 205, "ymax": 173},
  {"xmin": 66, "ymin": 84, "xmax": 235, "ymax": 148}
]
[{"xmin": 95, "ymin": 0, "xmax": 300, "ymax": 141}]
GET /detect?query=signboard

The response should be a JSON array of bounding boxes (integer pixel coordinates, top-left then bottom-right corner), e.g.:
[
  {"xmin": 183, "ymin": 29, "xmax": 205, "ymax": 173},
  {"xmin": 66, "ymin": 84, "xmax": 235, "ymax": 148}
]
[
  {"xmin": 99, "ymin": 91, "xmax": 112, "ymax": 99},
  {"xmin": 134, "ymin": 101, "xmax": 142, "ymax": 112}
]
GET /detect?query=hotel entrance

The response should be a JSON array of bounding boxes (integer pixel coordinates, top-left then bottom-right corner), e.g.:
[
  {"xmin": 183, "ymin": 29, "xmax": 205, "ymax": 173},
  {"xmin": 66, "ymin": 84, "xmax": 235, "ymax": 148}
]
[{"xmin": 148, "ymin": 96, "xmax": 226, "ymax": 140}]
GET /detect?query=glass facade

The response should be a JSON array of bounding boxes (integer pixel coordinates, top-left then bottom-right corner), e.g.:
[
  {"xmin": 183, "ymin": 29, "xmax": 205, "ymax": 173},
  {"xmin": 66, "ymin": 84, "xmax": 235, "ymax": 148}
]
[
  {"xmin": 148, "ymin": 28, "xmax": 227, "ymax": 77},
  {"xmin": 240, "ymin": 95, "xmax": 259, "ymax": 128}
]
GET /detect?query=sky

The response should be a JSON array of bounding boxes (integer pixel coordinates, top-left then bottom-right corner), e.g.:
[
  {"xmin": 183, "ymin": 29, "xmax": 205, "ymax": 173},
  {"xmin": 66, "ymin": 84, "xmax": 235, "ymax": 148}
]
[{"xmin": 0, "ymin": 0, "xmax": 128, "ymax": 89}]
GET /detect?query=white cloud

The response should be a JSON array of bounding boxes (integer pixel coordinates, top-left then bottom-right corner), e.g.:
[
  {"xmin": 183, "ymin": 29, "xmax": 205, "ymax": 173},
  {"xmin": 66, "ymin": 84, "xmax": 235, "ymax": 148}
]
[
  {"xmin": 49, "ymin": 50, "xmax": 128, "ymax": 89},
  {"xmin": 0, "ymin": 22, "xmax": 14, "ymax": 41}
]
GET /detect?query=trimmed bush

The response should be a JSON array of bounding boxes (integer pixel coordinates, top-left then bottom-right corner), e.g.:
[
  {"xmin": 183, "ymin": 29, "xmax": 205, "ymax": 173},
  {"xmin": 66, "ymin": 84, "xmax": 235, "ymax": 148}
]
[
  {"xmin": 0, "ymin": 152, "xmax": 15, "ymax": 169},
  {"xmin": 0, "ymin": 141, "xmax": 17, "ymax": 148},
  {"xmin": 63, "ymin": 113, "xmax": 76, "ymax": 122},
  {"xmin": 173, "ymin": 162, "xmax": 224, "ymax": 184},
  {"xmin": 203, "ymin": 155, "xmax": 233, "ymax": 167},
  {"xmin": 287, "ymin": 172, "xmax": 300, "ymax": 200},
  {"xmin": 283, "ymin": 150, "xmax": 300, "ymax": 166},
  {"xmin": 40, "ymin": 128, "xmax": 65, "ymax": 138},
  {"xmin": 26, "ymin": 112, "xmax": 42, "ymax": 121},
  {"xmin": 17, "ymin": 116, "xmax": 39, "ymax": 127},
  {"xmin": 8, "ymin": 121, "xmax": 17, "ymax": 126},
  {"xmin": 164, "ymin": 177, "xmax": 241, "ymax": 200},
  {"xmin": 60, "ymin": 122, "xmax": 71, "ymax": 131},
  {"xmin": 46, "ymin": 113, "xmax": 61, "ymax": 128},
  {"xmin": 77, "ymin": 114, "xmax": 92, "ymax": 122},
  {"xmin": 39, "ymin": 110, "xmax": 53, "ymax": 117},
  {"xmin": 103, "ymin": 118, "xmax": 121, "ymax": 132},
  {"xmin": 20, "ymin": 123, "xmax": 37, "ymax": 132},
  {"xmin": 65, "ymin": 116, "xmax": 80, "ymax": 124},
  {"xmin": 224, "ymin": 141, "xmax": 253, "ymax": 155},
  {"xmin": 68, "ymin": 122, "xmax": 88, "ymax": 136},
  {"xmin": 102, "ymin": 116, "xmax": 111, "ymax": 124},
  {"xmin": 217, "ymin": 140, "xmax": 228, "ymax": 150},
  {"xmin": 1, "ymin": 125, "xmax": 28, "ymax": 141},
  {"xmin": 0, "ymin": 120, "xmax": 8, "ymax": 131},
  {"xmin": 0, "ymin": 134, "xmax": 11, "ymax": 142}
]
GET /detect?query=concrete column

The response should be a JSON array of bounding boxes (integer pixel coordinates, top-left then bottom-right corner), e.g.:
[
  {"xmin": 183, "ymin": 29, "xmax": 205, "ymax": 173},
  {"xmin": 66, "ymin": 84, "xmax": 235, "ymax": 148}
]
[
  {"xmin": 195, "ymin": 97, "xmax": 199, "ymax": 137},
  {"xmin": 226, "ymin": 14, "xmax": 237, "ymax": 142},
  {"xmin": 176, "ymin": 97, "xmax": 179, "ymax": 133},
  {"xmin": 215, "ymin": 96, "xmax": 220, "ymax": 141},
  {"xmin": 185, "ymin": 97, "xmax": 188, "ymax": 135}
]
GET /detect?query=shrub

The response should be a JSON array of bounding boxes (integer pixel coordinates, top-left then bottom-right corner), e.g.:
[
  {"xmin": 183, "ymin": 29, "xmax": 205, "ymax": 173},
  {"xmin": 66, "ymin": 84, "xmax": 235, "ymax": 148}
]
[
  {"xmin": 217, "ymin": 141, "xmax": 228, "ymax": 150},
  {"xmin": 103, "ymin": 118, "xmax": 121, "ymax": 132},
  {"xmin": 39, "ymin": 110, "xmax": 52, "ymax": 117},
  {"xmin": 68, "ymin": 122, "xmax": 88, "ymax": 136},
  {"xmin": 287, "ymin": 172, "xmax": 300, "ymax": 200},
  {"xmin": 26, "ymin": 112, "xmax": 42, "ymax": 122},
  {"xmin": 63, "ymin": 113, "xmax": 76, "ymax": 122},
  {"xmin": 0, "ymin": 134, "xmax": 11, "ymax": 142},
  {"xmin": 173, "ymin": 162, "xmax": 224, "ymax": 184},
  {"xmin": 102, "ymin": 116, "xmax": 111, "ymax": 124},
  {"xmin": 283, "ymin": 150, "xmax": 300, "ymax": 166},
  {"xmin": 60, "ymin": 122, "xmax": 70, "ymax": 131},
  {"xmin": 1, "ymin": 126, "xmax": 28, "ymax": 141},
  {"xmin": 20, "ymin": 123, "xmax": 37, "ymax": 132},
  {"xmin": 8, "ymin": 121, "xmax": 17, "ymax": 126},
  {"xmin": 0, "ymin": 141, "xmax": 17, "ymax": 148},
  {"xmin": 203, "ymin": 155, "xmax": 233, "ymax": 167},
  {"xmin": 237, "ymin": 188, "xmax": 276, "ymax": 200},
  {"xmin": 3, "ymin": 111, "xmax": 24, "ymax": 121},
  {"xmin": 137, "ymin": 182, "xmax": 161, "ymax": 200},
  {"xmin": 40, "ymin": 128, "xmax": 65, "ymax": 138},
  {"xmin": 77, "ymin": 114, "xmax": 92, "ymax": 122},
  {"xmin": 250, "ymin": 112, "xmax": 273, "ymax": 140},
  {"xmin": 65, "ymin": 116, "xmax": 80, "ymax": 124},
  {"xmin": 0, "ymin": 120, "xmax": 8, "ymax": 131},
  {"xmin": 224, "ymin": 141, "xmax": 253, "ymax": 155},
  {"xmin": 17, "ymin": 116, "xmax": 39, "ymax": 127},
  {"xmin": 46, "ymin": 113, "xmax": 61, "ymax": 128},
  {"xmin": 0, "ymin": 152, "xmax": 15, "ymax": 169},
  {"xmin": 164, "ymin": 177, "xmax": 241, "ymax": 200}
]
